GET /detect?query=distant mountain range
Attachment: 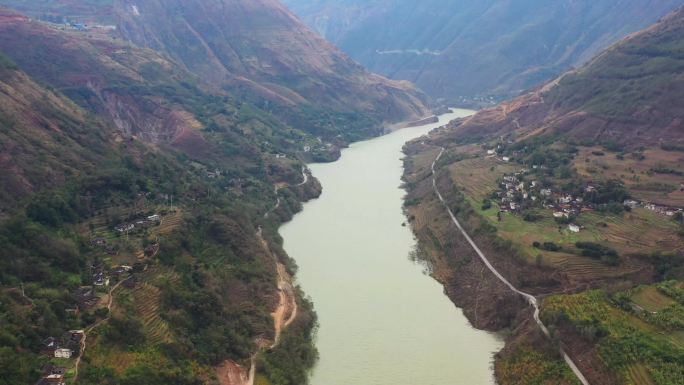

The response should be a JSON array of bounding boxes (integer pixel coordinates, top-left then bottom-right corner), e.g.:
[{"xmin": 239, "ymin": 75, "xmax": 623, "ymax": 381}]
[
  {"xmin": 439, "ymin": 6, "xmax": 684, "ymax": 150},
  {"xmin": 284, "ymin": 0, "xmax": 684, "ymax": 103}
]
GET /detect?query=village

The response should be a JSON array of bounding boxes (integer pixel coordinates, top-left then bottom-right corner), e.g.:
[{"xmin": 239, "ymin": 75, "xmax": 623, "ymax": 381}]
[
  {"xmin": 35, "ymin": 263, "xmax": 136, "ymax": 385},
  {"xmin": 32, "ymin": 209, "xmax": 166, "ymax": 385},
  {"xmin": 114, "ymin": 213, "xmax": 161, "ymax": 235},
  {"xmin": 494, "ymin": 169, "xmax": 684, "ymax": 234}
]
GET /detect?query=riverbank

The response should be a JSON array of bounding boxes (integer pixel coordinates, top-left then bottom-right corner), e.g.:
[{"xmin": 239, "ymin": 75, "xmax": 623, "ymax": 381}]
[
  {"xmin": 401, "ymin": 121, "xmax": 678, "ymax": 383},
  {"xmin": 402, "ymin": 140, "xmax": 583, "ymax": 385}
]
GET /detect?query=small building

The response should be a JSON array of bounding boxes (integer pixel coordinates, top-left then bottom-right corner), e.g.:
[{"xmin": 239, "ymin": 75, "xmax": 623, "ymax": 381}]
[
  {"xmin": 502, "ymin": 156, "xmax": 511, "ymax": 162},
  {"xmin": 147, "ymin": 214, "xmax": 161, "ymax": 222},
  {"xmin": 93, "ymin": 272, "xmax": 110, "ymax": 287},
  {"xmin": 115, "ymin": 223, "xmax": 135, "ymax": 233},
  {"xmin": 623, "ymin": 200, "xmax": 639, "ymax": 208},
  {"xmin": 559, "ymin": 195, "xmax": 573, "ymax": 204},
  {"xmin": 540, "ymin": 189, "xmax": 552, "ymax": 197},
  {"xmin": 54, "ymin": 349, "xmax": 73, "ymax": 359},
  {"xmin": 91, "ymin": 237, "xmax": 107, "ymax": 247},
  {"xmin": 41, "ymin": 337, "xmax": 59, "ymax": 356},
  {"xmin": 43, "ymin": 373, "xmax": 66, "ymax": 385},
  {"xmin": 568, "ymin": 224, "xmax": 581, "ymax": 233},
  {"xmin": 553, "ymin": 212, "xmax": 568, "ymax": 218},
  {"xmin": 487, "ymin": 149, "xmax": 496, "ymax": 155},
  {"xmin": 74, "ymin": 287, "xmax": 98, "ymax": 309}
]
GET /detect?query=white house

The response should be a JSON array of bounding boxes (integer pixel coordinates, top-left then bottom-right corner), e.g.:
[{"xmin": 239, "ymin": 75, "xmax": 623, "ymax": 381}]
[
  {"xmin": 487, "ymin": 149, "xmax": 496, "ymax": 155},
  {"xmin": 54, "ymin": 348, "xmax": 73, "ymax": 359},
  {"xmin": 45, "ymin": 373, "xmax": 66, "ymax": 385},
  {"xmin": 502, "ymin": 156, "xmax": 511, "ymax": 162},
  {"xmin": 568, "ymin": 224, "xmax": 581, "ymax": 233}
]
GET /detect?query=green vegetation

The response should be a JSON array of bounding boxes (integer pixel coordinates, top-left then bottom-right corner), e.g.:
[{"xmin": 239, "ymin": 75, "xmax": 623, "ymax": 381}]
[
  {"xmin": 543, "ymin": 289, "xmax": 684, "ymax": 385},
  {"xmin": 497, "ymin": 347, "xmax": 580, "ymax": 385},
  {"xmin": 258, "ymin": 294, "xmax": 318, "ymax": 385}
]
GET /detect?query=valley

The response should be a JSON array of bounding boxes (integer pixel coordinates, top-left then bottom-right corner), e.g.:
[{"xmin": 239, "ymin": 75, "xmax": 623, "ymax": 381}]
[{"xmin": 0, "ymin": 1, "xmax": 683, "ymax": 385}]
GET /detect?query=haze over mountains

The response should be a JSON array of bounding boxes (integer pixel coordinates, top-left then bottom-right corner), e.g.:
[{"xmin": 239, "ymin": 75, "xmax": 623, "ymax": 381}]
[
  {"xmin": 0, "ymin": 0, "xmax": 429, "ymax": 137},
  {"xmin": 284, "ymin": 0, "xmax": 684, "ymax": 102},
  {"xmin": 440, "ymin": 6, "xmax": 684, "ymax": 149}
]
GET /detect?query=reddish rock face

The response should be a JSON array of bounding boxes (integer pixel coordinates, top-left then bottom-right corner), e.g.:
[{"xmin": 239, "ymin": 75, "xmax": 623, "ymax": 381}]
[{"xmin": 108, "ymin": 0, "xmax": 430, "ymax": 123}]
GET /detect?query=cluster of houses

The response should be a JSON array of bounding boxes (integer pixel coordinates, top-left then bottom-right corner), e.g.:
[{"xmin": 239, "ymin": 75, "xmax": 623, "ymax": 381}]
[
  {"xmin": 496, "ymin": 171, "xmax": 594, "ymax": 233},
  {"xmin": 72, "ymin": 264, "xmax": 133, "ymax": 309},
  {"xmin": 36, "ymin": 331, "xmax": 85, "ymax": 384},
  {"xmin": 496, "ymin": 170, "xmax": 684, "ymax": 232},
  {"xmin": 41, "ymin": 331, "xmax": 83, "ymax": 359},
  {"xmin": 115, "ymin": 213, "xmax": 161, "ymax": 234},
  {"xmin": 624, "ymin": 199, "xmax": 683, "ymax": 218}
]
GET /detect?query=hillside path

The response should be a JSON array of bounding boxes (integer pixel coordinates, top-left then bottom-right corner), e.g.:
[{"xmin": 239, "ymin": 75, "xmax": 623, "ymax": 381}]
[{"xmin": 430, "ymin": 147, "xmax": 590, "ymax": 385}]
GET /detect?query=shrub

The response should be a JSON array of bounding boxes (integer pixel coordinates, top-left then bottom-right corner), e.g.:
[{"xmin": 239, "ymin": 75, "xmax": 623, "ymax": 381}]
[
  {"xmin": 481, "ymin": 199, "xmax": 492, "ymax": 210},
  {"xmin": 542, "ymin": 242, "xmax": 562, "ymax": 252}
]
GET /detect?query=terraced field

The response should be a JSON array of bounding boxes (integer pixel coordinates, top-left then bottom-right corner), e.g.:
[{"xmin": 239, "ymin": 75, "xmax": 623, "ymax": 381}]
[
  {"xmin": 574, "ymin": 146, "xmax": 684, "ymax": 207},
  {"xmin": 133, "ymin": 282, "xmax": 173, "ymax": 345},
  {"xmin": 625, "ymin": 364, "xmax": 655, "ymax": 385},
  {"xmin": 544, "ymin": 252, "xmax": 644, "ymax": 282},
  {"xmin": 448, "ymin": 157, "xmax": 518, "ymax": 200},
  {"xmin": 155, "ymin": 210, "xmax": 183, "ymax": 236},
  {"xmin": 631, "ymin": 286, "xmax": 676, "ymax": 312},
  {"xmin": 472, "ymin": 199, "xmax": 683, "ymax": 259}
]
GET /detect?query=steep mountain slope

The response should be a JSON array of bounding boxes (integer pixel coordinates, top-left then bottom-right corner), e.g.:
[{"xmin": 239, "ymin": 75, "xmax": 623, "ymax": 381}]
[
  {"xmin": 402, "ymin": 7, "xmax": 684, "ymax": 385},
  {"xmin": 0, "ymin": 0, "xmax": 430, "ymax": 135},
  {"xmin": 285, "ymin": 0, "xmax": 684, "ymax": 103},
  {"xmin": 439, "ymin": 6, "xmax": 684, "ymax": 149},
  {"xmin": 0, "ymin": 8, "xmax": 327, "ymax": 385},
  {"xmin": 0, "ymin": 54, "xmax": 116, "ymax": 216}
]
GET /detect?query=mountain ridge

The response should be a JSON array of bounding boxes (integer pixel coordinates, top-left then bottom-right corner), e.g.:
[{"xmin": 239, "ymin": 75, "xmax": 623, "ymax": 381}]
[{"xmin": 284, "ymin": 0, "xmax": 684, "ymax": 103}]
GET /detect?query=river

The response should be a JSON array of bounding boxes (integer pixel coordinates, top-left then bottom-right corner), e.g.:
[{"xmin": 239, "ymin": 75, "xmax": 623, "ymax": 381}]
[{"xmin": 279, "ymin": 109, "xmax": 504, "ymax": 385}]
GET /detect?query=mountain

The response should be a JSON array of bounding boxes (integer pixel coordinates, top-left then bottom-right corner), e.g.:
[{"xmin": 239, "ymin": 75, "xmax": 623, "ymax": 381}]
[
  {"xmin": 439, "ymin": 6, "xmax": 684, "ymax": 150},
  {"xmin": 0, "ymin": 6, "xmax": 366, "ymax": 385},
  {"xmin": 0, "ymin": 0, "xmax": 430, "ymax": 138},
  {"xmin": 402, "ymin": 7, "xmax": 684, "ymax": 385},
  {"xmin": 284, "ymin": 0, "xmax": 684, "ymax": 103}
]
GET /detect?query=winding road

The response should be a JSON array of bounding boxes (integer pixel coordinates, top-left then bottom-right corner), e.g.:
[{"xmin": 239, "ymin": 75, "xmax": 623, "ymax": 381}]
[
  {"xmin": 73, "ymin": 276, "xmax": 132, "ymax": 381},
  {"xmin": 430, "ymin": 148, "xmax": 590, "ymax": 385},
  {"xmin": 264, "ymin": 166, "xmax": 309, "ymax": 219}
]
